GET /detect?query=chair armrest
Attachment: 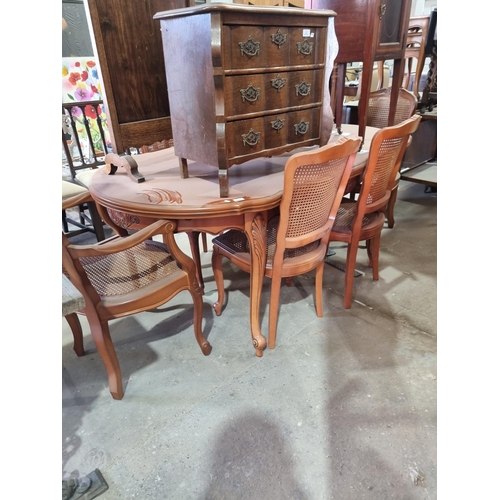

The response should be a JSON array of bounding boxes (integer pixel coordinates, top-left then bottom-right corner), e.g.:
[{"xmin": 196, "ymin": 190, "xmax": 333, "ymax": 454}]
[{"xmin": 66, "ymin": 220, "xmax": 176, "ymax": 258}]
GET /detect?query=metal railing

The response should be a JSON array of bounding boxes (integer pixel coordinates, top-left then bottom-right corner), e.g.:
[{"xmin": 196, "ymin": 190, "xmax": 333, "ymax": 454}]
[{"xmin": 62, "ymin": 100, "xmax": 112, "ymax": 179}]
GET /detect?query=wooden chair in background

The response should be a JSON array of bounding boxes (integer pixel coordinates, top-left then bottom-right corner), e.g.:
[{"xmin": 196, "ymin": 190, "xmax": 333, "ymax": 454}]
[
  {"xmin": 328, "ymin": 115, "xmax": 421, "ymax": 309},
  {"xmin": 366, "ymin": 87, "xmax": 418, "ymax": 228},
  {"xmin": 402, "ymin": 15, "xmax": 431, "ymax": 99},
  {"xmin": 211, "ymin": 136, "xmax": 361, "ymax": 350},
  {"xmin": 62, "ymin": 180, "xmax": 106, "ymax": 242},
  {"xmin": 62, "ymin": 190, "xmax": 212, "ymax": 400}
]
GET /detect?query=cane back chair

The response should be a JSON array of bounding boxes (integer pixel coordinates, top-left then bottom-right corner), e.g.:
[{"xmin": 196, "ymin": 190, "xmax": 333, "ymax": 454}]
[
  {"xmin": 328, "ymin": 114, "xmax": 421, "ymax": 309},
  {"xmin": 62, "ymin": 191, "xmax": 212, "ymax": 400},
  {"xmin": 211, "ymin": 136, "xmax": 361, "ymax": 350}
]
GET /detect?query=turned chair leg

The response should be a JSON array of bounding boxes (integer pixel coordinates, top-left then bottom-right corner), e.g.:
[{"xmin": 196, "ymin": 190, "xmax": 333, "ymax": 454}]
[
  {"xmin": 211, "ymin": 248, "xmax": 226, "ymax": 316},
  {"xmin": 65, "ymin": 313, "xmax": 85, "ymax": 356},
  {"xmin": 87, "ymin": 314, "xmax": 123, "ymax": 400},
  {"xmin": 201, "ymin": 232, "xmax": 208, "ymax": 253},
  {"xmin": 315, "ymin": 261, "xmax": 325, "ymax": 318},
  {"xmin": 343, "ymin": 239, "xmax": 360, "ymax": 309},
  {"xmin": 386, "ymin": 184, "xmax": 399, "ymax": 228}
]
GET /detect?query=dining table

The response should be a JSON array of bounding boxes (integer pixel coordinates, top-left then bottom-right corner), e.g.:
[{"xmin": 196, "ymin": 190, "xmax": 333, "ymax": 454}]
[{"xmin": 88, "ymin": 124, "xmax": 379, "ymax": 356}]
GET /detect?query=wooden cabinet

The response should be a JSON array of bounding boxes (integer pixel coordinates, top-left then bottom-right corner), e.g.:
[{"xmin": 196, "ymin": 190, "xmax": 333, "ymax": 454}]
[
  {"xmin": 86, "ymin": 0, "xmax": 194, "ymax": 153},
  {"xmin": 305, "ymin": 0, "xmax": 411, "ymax": 141},
  {"xmin": 154, "ymin": 3, "xmax": 337, "ymax": 197}
]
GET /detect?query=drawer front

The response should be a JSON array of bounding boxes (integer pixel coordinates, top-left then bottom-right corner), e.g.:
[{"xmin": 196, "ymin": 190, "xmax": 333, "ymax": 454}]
[
  {"xmin": 285, "ymin": 108, "xmax": 321, "ymax": 145},
  {"xmin": 225, "ymin": 107, "xmax": 321, "ymax": 158},
  {"xmin": 226, "ymin": 73, "xmax": 268, "ymax": 116},
  {"xmin": 288, "ymin": 26, "xmax": 326, "ymax": 67},
  {"xmin": 226, "ymin": 69, "xmax": 322, "ymax": 116},
  {"xmin": 225, "ymin": 117, "xmax": 266, "ymax": 158},
  {"xmin": 286, "ymin": 69, "xmax": 323, "ymax": 107},
  {"xmin": 223, "ymin": 25, "xmax": 325, "ymax": 71}
]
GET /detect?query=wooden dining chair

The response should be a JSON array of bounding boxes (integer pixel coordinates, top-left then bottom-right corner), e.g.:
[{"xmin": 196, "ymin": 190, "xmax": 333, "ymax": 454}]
[
  {"xmin": 62, "ymin": 180, "xmax": 106, "ymax": 242},
  {"xmin": 366, "ymin": 87, "xmax": 418, "ymax": 228},
  {"xmin": 328, "ymin": 114, "xmax": 421, "ymax": 309},
  {"xmin": 211, "ymin": 136, "xmax": 362, "ymax": 349},
  {"xmin": 62, "ymin": 190, "xmax": 212, "ymax": 400}
]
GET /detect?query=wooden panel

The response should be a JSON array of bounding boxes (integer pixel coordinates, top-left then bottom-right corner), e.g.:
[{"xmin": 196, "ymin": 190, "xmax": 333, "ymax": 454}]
[
  {"xmin": 287, "ymin": 69, "xmax": 322, "ymax": 107},
  {"xmin": 288, "ymin": 26, "xmax": 326, "ymax": 66},
  {"xmin": 305, "ymin": 0, "xmax": 368, "ymax": 62},
  {"xmin": 226, "ymin": 117, "xmax": 267, "ymax": 158},
  {"xmin": 286, "ymin": 108, "xmax": 320, "ymax": 144},
  {"xmin": 158, "ymin": 11, "xmax": 219, "ymax": 167},
  {"xmin": 118, "ymin": 117, "xmax": 173, "ymax": 149},
  {"xmin": 226, "ymin": 73, "xmax": 267, "ymax": 116},
  {"xmin": 87, "ymin": 0, "xmax": 193, "ymax": 152}
]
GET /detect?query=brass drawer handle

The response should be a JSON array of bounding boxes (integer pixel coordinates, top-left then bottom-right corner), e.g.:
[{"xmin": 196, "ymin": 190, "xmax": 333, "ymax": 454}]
[
  {"xmin": 295, "ymin": 80, "xmax": 311, "ymax": 97},
  {"xmin": 271, "ymin": 75, "xmax": 287, "ymax": 92},
  {"xmin": 297, "ymin": 39, "xmax": 314, "ymax": 56},
  {"xmin": 242, "ymin": 128, "xmax": 261, "ymax": 146},
  {"xmin": 271, "ymin": 117, "xmax": 285, "ymax": 131},
  {"xmin": 271, "ymin": 29, "xmax": 287, "ymax": 48},
  {"xmin": 240, "ymin": 84, "xmax": 261, "ymax": 102},
  {"xmin": 239, "ymin": 36, "xmax": 260, "ymax": 57},
  {"xmin": 294, "ymin": 119, "xmax": 309, "ymax": 135}
]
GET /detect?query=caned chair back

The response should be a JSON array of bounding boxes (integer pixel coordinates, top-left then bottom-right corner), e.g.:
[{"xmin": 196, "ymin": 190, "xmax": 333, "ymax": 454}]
[
  {"xmin": 275, "ymin": 136, "xmax": 362, "ymax": 258},
  {"xmin": 355, "ymin": 114, "xmax": 422, "ymax": 223},
  {"xmin": 366, "ymin": 87, "xmax": 418, "ymax": 129}
]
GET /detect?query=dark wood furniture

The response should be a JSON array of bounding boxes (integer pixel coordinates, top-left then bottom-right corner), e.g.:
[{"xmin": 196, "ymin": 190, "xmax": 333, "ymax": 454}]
[
  {"xmin": 153, "ymin": 3, "xmax": 337, "ymax": 197},
  {"xmin": 85, "ymin": 0, "xmax": 194, "ymax": 153},
  {"xmin": 400, "ymin": 108, "xmax": 437, "ymax": 186},
  {"xmin": 305, "ymin": 0, "xmax": 412, "ymax": 142},
  {"xmin": 87, "ymin": 127, "xmax": 376, "ymax": 356}
]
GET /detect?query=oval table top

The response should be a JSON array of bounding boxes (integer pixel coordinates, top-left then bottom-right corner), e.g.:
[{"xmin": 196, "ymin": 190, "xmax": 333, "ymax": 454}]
[{"xmin": 88, "ymin": 125, "xmax": 379, "ymax": 221}]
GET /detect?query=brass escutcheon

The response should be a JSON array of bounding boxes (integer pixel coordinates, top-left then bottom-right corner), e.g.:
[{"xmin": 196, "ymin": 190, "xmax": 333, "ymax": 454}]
[
  {"xmin": 294, "ymin": 119, "xmax": 309, "ymax": 135},
  {"xmin": 239, "ymin": 36, "xmax": 260, "ymax": 57},
  {"xmin": 242, "ymin": 128, "xmax": 261, "ymax": 146}
]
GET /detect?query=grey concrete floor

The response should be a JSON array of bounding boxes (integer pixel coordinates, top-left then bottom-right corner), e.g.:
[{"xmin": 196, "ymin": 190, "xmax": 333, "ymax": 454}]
[{"xmin": 62, "ymin": 179, "xmax": 437, "ymax": 499}]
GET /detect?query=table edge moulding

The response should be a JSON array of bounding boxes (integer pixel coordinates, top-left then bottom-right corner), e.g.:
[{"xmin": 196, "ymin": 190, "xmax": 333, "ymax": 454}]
[{"xmin": 153, "ymin": 3, "xmax": 338, "ymax": 197}]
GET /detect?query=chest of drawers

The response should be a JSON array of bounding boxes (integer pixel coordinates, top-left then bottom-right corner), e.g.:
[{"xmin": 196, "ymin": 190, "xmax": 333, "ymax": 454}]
[{"xmin": 154, "ymin": 4, "xmax": 337, "ymax": 197}]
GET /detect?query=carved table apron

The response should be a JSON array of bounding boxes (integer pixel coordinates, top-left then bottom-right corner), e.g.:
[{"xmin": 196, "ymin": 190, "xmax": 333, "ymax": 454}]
[{"xmin": 88, "ymin": 125, "xmax": 376, "ymax": 356}]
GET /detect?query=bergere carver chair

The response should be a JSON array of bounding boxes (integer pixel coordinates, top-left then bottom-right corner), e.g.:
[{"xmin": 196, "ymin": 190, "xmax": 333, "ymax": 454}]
[
  {"xmin": 62, "ymin": 190, "xmax": 212, "ymax": 400},
  {"xmin": 328, "ymin": 114, "xmax": 422, "ymax": 309},
  {"xmin": 366, "ymin": 87, "xmax": 418, "ymax": 228},
  {"xmin": 211, "ymin": 136, "xmax": 361, "ymax": 350}
]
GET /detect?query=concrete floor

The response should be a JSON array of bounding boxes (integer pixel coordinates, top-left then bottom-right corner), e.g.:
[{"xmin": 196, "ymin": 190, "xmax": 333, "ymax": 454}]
[{"xmin": 62, "ymin": 179, "xmax": 437, "ymax": 499}]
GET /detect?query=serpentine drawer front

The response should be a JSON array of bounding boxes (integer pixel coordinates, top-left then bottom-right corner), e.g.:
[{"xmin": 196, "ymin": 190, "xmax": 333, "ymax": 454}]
[{"xmin": 154, "ymin": 3, "xmax": 337, "ymax": 197}]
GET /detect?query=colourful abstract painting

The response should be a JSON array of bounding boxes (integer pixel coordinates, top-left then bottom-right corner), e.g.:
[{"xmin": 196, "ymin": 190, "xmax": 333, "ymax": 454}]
[
  {"xmin": 62, "ymin": 57, "xmax": 103, "ymax": 104},
  {"xmin": 62, "ymin": 57, "xmax": 112, "ymax": 157}
]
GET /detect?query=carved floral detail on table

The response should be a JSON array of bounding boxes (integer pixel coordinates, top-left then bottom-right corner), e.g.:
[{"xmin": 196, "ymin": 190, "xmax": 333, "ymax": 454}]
[{"xmin": 142, "ymin": 189, "xmax": 183, "ymax": 205}]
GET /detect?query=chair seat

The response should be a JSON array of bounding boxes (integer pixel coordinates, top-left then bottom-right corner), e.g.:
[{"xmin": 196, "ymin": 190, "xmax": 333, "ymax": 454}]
[
  {"xmin": 79, "ymin": 240, "xmax": 184, "ymax": 312},
  {"xmin": 332, "ymin": 201, "xmax": 385, "ymax": 235},
  {"xmin": 213, "ymin": 216, "xmax": 322, "ymax": 271},
  {"xmin": 62, "ymin": 180, "xmax": 88, "ymax": 200}
]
